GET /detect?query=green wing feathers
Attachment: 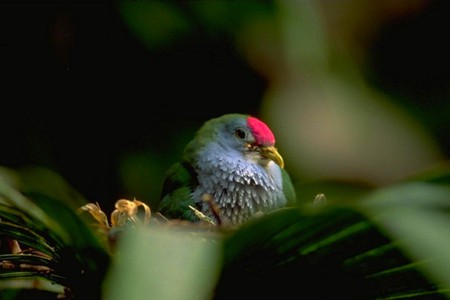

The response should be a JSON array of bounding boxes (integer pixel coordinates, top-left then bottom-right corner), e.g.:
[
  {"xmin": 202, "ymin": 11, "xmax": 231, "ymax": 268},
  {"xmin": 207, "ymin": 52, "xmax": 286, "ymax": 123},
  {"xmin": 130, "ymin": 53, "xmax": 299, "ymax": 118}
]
[
  {"xmin": 158, "ymin": 162, "xmax": 199, "ymax": 221},
  {"xmin": 281, "ymin": 168, "xmax": 297, "ymax": 206}
]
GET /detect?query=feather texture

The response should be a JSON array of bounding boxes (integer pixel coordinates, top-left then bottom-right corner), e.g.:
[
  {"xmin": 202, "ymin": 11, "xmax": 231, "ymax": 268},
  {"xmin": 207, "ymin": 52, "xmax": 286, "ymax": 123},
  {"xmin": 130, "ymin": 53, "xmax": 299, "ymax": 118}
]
[{"xmin": 158, "ymin": 114, "xmax": 296, "ymax": 226}]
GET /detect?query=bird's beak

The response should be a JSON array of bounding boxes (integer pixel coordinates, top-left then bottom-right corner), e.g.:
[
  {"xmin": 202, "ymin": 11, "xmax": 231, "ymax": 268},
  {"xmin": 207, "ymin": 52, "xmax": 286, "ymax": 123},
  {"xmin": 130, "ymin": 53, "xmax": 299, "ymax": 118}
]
[{"xmin": 260, "ymin": 146, "xmax": 284, "ymax": 169}]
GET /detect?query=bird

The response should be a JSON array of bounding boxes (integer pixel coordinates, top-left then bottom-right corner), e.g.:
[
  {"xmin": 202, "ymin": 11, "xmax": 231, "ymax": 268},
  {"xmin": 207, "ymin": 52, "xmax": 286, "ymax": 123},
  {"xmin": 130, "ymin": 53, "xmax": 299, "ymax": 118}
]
[{"xmin": 157, "ymin": 113, "xmax": 296, "ymax": 227}]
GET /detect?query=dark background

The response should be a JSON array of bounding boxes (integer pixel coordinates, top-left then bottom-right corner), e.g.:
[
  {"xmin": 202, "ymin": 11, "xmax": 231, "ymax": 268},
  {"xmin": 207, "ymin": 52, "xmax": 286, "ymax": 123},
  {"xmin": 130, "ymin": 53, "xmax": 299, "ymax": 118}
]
[
  {"xmin": 1, "ymin": 2, "xmax": 266, "ymax": 207},
  {"xmin": 1, "ymin": 1, "xmax": 450, "ymax": 210}
]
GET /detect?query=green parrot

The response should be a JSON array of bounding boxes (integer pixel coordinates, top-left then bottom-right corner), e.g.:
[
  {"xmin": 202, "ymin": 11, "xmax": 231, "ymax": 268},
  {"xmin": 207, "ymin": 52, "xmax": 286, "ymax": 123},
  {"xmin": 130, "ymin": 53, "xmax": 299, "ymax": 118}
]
[{"xmin": 158, "ymin": 113, "xmax": 296, "ymax": 226}]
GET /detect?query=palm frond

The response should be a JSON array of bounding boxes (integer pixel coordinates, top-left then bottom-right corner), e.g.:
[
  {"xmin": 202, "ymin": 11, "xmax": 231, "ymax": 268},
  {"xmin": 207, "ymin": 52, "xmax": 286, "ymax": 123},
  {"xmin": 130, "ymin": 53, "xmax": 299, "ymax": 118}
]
[
  {"xmin": 0, "ymin": 175, "xmax": 110, "ymax": 299},
  {"xmin": 1, "ymin": 165, "xmax": 450, "ymax": 300}
]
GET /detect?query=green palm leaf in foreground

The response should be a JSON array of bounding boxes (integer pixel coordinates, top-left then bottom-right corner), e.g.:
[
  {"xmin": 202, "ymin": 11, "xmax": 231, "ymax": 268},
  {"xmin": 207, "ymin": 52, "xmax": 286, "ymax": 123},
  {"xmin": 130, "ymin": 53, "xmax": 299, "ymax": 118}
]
[
  {"xmin": 0, "ymin": 171, "xmax": 110, "ymax": 299},
  {"xmin": 1, "ymin": 166, "xmax": 450, "ymax": 299},
  {"xmin": 106, "ymin": 182, "xmax": 450, "ymax": 299}
]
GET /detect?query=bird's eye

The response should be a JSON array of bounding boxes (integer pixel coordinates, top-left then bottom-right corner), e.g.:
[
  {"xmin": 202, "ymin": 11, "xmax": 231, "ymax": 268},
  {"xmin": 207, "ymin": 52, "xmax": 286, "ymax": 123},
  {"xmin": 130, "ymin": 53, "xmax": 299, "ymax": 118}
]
[{"xmin": 235, "ymin": 128, "xmax": 247, "ymax": 140}]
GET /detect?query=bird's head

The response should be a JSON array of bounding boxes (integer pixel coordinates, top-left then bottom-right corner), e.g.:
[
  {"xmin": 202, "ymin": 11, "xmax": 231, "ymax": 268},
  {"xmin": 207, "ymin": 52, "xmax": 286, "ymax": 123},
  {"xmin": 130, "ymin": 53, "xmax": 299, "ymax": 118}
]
[
  {"xmin": 237, "ymin": 115, "xmax": 284, "ymax": 169},
  {"xmin": 187, "ymin": 114, "xmax": 284, "ymax": 169}
]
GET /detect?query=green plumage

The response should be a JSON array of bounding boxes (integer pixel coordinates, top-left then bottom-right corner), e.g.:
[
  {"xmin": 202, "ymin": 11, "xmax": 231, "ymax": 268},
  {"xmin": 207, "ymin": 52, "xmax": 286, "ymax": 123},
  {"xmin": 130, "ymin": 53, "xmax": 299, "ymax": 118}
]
[
  {"xmin": 158, "ymin": 162, "xmax": 199, "ymax": 222},
  {"xmin": 157, "ymin": 114, "xmax": 297, "ymax": 225},
  {"xmin": 281, "ymin": 168, "xmax": 297, "ymax": 206}
]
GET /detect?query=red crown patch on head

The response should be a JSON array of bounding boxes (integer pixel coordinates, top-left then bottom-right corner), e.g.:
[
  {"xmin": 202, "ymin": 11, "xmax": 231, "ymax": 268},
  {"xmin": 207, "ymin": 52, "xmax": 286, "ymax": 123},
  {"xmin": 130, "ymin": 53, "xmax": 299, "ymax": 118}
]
[{"xmin": 247, "ymin": 116, "xmax": 275, "ymax": 146}]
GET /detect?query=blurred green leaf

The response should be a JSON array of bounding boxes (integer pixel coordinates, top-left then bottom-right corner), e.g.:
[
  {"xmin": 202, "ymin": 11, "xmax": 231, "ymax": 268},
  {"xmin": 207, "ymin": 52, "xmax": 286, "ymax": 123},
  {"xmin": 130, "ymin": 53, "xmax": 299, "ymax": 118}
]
[
  {"xmin": 217, "ymin": 200, "xmax": 450, "ymax": 299},
  {"xmin": 294, "ymin": 178, "xmax": 375, "ymax": 206},
  {"xmin": 404, "ymin": 161, "xmax": 450, "ymax": 185},
  {"xmin": 0, "ymin": 173, "xmax": 110, "ymax": 298},
  {"xmin": 104, "ymin": 226, "xmax": 222, "ymax": 300},
  {"xmin": 118, "ymin": 0, "xmax": 192, "ymax": 50},
  {"xmin": 2, "ymin": 165, "xmax": 450, "ymax": 300},
  {"xmin": 0, "ymin": 180, "xmax": 67, "ymax": 244},
  {"xmin": 17, "ymin": 166, "xmax": 88, "ymax": 210},
  {"xmin": 190, "ymin": 1, "xmax": 274, "ymax": 35},
  {"xmin": 359, "ymin": 182, "xmax": 450, "ymax": 294}
]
